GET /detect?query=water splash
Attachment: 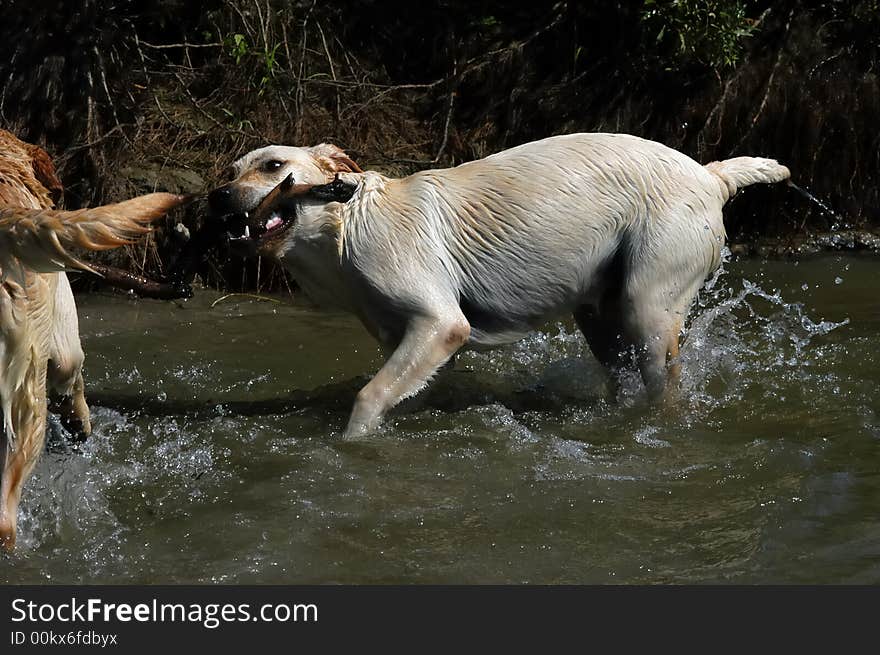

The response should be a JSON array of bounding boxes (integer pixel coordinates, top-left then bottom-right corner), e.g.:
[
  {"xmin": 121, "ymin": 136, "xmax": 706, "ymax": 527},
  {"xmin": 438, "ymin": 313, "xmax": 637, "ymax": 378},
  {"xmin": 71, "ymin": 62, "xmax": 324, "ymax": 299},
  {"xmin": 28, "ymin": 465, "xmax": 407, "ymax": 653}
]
[
  {"xmin": 677, "ymin": 253, "xmax": 850, "ymax": 420},
  {"xmin": 4, "ymin": 257, "xmax": 869, "ymax": 584},
  {"xmin": 787, "ymin": 181, "xmax": 846, "ymax": 229},
  {"xmin": 454, "ymin": 250, "xmax": 851, "ymax": 424}
]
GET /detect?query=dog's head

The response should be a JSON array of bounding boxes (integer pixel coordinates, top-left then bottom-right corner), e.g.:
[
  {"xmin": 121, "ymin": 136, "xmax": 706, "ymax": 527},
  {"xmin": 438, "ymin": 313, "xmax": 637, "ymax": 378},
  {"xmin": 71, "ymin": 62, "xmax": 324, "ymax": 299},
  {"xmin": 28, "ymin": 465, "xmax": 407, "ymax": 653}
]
[
  {"xmin": 23, "ymin": 143, "xmax": 63, "ymax": 207},
  {"xmin": 207, "ymin": 143, "xmax": 362, "ymax": 218},
  {"xmin": 228, "ymin": 172, "xmax": 359, "ymax": 259},
  {"xmin": 0, "ymin": 129, "xmax": 64, "ymax": 209}
]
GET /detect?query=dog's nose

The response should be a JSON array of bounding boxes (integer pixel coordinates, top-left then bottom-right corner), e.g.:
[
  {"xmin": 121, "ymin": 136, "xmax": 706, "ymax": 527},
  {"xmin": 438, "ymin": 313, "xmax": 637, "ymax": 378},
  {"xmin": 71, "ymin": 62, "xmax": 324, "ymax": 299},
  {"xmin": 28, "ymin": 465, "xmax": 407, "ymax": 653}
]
[{"xmin": 208, "ymin": 185, "xmax": 233, "ymax": 214}]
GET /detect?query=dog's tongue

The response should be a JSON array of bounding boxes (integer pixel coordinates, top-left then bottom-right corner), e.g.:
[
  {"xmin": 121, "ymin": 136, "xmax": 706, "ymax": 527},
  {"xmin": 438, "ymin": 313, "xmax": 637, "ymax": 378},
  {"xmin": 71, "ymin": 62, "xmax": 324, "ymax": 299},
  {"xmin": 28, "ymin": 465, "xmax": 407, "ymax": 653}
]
[{"xmin": 266, "ymin": 215, "xmax": 283, "ymax": 232}]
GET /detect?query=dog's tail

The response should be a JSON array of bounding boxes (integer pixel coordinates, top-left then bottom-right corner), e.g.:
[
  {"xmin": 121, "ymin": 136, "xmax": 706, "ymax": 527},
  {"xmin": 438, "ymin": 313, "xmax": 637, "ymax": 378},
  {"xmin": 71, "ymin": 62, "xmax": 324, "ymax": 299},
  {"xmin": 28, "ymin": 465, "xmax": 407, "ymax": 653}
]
[
  {"xmin": 704, "ymin": 157, "xmax": 790, "ymax": 202},
  {"xmin": 0, "ymin": 192, "xmax": 191, "ymax": 277}
]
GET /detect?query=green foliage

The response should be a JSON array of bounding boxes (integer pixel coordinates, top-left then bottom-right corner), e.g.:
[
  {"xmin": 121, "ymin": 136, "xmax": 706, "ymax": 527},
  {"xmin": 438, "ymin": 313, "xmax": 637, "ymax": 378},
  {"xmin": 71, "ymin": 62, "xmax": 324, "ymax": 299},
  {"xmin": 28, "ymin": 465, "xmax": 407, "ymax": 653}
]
[
  {"xmin": 222, "ymin": 32, "xmax": 282, "ymax": 96},
  {"xmin": 218, "ymin": 107, "xmax": 254, "ymax": 132},
  {"xmin": 225, "ymin": 32, "xmax": 249, "ymax": 65},
  {"xmin": 641, "ymin": 0, "xmax": 757, "ymax": 68},
  {"xmin": 257, "ymin": 43, "xmax": 281, "ymax": 97}
]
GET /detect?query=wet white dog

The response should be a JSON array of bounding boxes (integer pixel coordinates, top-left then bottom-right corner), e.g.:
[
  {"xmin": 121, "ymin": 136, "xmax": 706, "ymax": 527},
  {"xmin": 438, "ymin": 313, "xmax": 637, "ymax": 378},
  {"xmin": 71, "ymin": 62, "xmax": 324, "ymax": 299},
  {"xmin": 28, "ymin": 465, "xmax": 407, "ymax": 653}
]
[{"xmin": 211, "ymin": 133, "xmax": 789, "ymax": 437}]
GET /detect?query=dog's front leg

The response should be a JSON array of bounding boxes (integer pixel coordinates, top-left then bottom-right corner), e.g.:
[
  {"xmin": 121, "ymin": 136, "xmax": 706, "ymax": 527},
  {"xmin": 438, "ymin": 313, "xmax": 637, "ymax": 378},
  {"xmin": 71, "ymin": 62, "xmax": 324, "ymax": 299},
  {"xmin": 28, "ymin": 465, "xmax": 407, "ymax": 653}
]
[{"xmin": 344, "ymin": 311, "xmax": 470, "ymax": 439}]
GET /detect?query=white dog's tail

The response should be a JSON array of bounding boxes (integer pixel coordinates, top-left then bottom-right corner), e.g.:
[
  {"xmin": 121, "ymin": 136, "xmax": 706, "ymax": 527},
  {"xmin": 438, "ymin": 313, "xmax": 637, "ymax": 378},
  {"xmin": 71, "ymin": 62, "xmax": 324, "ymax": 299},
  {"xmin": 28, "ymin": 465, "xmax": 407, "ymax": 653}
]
[
  {"xmin": 704, "ymin": 157, "xmax": 790, "ymax": 201},
  {"xmin": 0, "ymin": 192, "xmax": 190, "ymax": 277}
]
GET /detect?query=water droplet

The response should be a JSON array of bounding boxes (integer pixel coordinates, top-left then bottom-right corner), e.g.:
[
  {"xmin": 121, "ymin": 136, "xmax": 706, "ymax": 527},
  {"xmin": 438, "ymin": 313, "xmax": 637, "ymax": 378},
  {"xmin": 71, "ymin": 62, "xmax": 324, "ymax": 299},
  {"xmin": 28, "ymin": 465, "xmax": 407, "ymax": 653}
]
[
  {"xmin": 834, "ymin": 277, "xmax": 843, "ymax": 285},
  {"xmin": 801, "ymin": 283, "xmax": 809, "ymax": 291}
]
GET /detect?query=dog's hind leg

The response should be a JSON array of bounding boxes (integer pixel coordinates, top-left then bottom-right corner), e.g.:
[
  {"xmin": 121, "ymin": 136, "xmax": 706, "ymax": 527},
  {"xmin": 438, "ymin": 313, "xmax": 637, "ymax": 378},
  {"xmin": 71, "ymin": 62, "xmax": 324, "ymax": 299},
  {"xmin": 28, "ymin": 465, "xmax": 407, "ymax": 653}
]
[
  {"xmin": 48, "ymin": 368, "xmax": 90, "ymax": 441},
  {"xmin": 46, "ymin": 275, "xmax": 91, "ymax": 439},
  {"xmin": 573, "ymin": 304, "xmax": 630, "ymax": 397},
  {"xmin": 664, "ymin": 320, "xmax": 683, "ymax": 391},
  {"xmin": 620, "ymin": 281, "xmax": 694, "ymax": 402},
  {"xmin": 344, "ymin": 310, "xmax": 471, "ymax": 439},
  {"xmin": 618, "ymin": 200, "xmax": 723, "ymax": 400},
  {"xmin": 633, "ymin": 314, "xmax": 683, "ymax": 402}
]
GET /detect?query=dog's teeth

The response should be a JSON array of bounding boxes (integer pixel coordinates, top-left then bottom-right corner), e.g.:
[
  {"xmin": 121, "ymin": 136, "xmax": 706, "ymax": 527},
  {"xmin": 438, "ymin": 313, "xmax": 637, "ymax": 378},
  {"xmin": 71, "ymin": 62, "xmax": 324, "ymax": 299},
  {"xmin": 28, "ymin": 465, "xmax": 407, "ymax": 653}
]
[
  {"xmin": 244, "ymin": 225, "xmax": 250, "ymax": 238},
  {"xmin": 243, "ymin": 211, "xmax": 249, "ymax": 219}
]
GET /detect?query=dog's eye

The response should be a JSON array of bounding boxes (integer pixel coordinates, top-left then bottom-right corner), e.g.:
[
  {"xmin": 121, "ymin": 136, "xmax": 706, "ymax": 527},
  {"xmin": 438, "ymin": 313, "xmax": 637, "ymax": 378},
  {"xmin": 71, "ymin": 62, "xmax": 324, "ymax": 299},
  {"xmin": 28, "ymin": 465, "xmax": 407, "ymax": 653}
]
[{"xmin": 262, "ymin": 160, "xmax": 284, "ymax": 172}]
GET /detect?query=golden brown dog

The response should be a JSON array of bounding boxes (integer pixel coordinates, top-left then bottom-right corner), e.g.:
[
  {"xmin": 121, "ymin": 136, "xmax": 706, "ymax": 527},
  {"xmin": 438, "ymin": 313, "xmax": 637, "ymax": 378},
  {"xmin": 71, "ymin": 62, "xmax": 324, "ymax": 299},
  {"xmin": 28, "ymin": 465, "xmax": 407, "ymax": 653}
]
[{"xmin": 0, "ymin": 129, "xmax": 187, "ymax": 551}]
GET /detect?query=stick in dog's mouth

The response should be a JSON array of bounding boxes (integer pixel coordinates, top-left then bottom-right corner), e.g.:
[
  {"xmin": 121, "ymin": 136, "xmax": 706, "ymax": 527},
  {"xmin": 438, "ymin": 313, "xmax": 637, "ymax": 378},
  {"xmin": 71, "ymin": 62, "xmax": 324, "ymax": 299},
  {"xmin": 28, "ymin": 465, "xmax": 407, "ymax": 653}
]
[{"xmin": 228, "ymin": 173, "xmax": 359, "ymax": 256}]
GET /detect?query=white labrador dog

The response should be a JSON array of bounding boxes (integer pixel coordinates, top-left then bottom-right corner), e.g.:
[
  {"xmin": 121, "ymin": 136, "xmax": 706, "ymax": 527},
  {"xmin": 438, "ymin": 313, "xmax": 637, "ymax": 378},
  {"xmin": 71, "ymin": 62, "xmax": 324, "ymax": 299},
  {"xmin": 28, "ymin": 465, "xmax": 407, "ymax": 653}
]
[{"xmin": 212, "ymin": 133, "xmax": 789, "ymax": 437}]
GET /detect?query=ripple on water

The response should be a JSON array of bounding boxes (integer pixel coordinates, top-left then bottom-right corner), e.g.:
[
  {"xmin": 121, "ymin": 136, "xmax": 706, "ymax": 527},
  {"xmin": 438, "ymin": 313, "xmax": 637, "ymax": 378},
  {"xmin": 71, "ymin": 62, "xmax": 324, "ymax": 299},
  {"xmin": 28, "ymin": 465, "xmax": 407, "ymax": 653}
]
[{"xmin": 4, "ymin": 254, "xmax": 878, "ymax": 583}]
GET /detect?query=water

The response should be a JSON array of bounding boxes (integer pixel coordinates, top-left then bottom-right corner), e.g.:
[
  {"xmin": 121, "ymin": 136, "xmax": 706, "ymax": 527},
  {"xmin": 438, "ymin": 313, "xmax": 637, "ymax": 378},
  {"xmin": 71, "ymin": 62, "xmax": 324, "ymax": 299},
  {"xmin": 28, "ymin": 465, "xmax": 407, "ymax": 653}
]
[
  {"xmin": 786, "ymin": 181, "xmax": 845, "ymax": 227},
  {"xmin": 2, "ymin": 254, "xmax": 878, "ymax": 583}
]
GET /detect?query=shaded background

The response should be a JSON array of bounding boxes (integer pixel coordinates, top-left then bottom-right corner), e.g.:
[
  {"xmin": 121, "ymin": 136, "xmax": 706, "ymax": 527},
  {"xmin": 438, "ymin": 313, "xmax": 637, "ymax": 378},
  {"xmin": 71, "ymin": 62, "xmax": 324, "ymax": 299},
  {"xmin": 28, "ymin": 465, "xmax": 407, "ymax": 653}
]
[{"xmin": 1, "ymin": 0, "xmax": 877, "ymax": 290}]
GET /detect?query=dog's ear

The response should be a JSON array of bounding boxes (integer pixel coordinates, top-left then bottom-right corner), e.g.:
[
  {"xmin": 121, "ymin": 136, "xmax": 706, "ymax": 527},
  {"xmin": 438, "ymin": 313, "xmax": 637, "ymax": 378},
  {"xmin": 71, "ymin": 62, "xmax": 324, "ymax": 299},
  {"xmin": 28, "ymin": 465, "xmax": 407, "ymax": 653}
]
[
  {"xmin": 308, "ymin": 143, "xmax": 363, "ymax": 174},
  {"xmin": 25, "ymin": 143, "xmax": 64, "ymax": 207}
]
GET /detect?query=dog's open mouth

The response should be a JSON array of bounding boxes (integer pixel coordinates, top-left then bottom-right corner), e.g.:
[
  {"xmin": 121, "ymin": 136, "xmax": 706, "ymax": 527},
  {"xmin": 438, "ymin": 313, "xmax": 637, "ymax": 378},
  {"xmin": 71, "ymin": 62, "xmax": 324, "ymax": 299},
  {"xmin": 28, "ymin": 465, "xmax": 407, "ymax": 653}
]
[
  {"xmin": 225, "ymin": 174, "xmax": 358, "ymax": 258},
  {"xmin": 226, "ymin": 173, "xmax": 306, "ymax": 258},
  {"xmin": 244, "ymin": 207, "xmax": 294, "ymax": 241},
  {"xmin": 227, "ymin": 203, "xmax": 296, "ymax": 257}
]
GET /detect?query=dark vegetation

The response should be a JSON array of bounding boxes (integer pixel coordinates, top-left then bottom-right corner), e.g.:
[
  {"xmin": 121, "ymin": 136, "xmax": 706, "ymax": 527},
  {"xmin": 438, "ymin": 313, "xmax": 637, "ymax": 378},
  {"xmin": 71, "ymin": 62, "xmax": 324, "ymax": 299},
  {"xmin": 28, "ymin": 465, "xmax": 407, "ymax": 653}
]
[{"xmin": 1, "ymin": 1, "xmax": 877, "ymax": 292}]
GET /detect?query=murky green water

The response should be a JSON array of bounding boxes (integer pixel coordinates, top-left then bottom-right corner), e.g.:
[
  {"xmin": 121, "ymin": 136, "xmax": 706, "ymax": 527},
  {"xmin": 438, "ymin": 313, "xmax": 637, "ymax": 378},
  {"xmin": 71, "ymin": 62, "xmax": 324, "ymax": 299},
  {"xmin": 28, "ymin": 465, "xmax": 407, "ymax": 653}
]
[{"xmin": 2, "ymin": 254, "xmax": 878, "ymax": 583}]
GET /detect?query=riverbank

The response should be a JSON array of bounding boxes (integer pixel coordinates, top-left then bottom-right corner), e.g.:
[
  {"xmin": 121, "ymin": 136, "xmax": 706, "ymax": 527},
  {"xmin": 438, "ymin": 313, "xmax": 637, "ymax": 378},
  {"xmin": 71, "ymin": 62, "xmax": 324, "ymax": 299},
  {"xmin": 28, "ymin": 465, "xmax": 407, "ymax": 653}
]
[
  {"xmin": 2, "ymin": 1, "xmax": 877, "ymax": 291},
  {"xmin": 730, "ymin": 230, "xmax": 880, "ymax": 257}
]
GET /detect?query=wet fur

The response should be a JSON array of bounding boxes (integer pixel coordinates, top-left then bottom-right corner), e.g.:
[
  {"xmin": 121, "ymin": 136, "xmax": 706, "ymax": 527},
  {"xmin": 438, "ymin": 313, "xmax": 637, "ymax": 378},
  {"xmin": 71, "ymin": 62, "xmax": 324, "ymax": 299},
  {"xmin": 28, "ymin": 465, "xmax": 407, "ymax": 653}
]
[
  {"xmin": 219, "ymin": 132, "xmax": 790, "ymax": 438},
  {"xmin": 0, "ymin": 128, "xmax": 187, "ymax": 551}
]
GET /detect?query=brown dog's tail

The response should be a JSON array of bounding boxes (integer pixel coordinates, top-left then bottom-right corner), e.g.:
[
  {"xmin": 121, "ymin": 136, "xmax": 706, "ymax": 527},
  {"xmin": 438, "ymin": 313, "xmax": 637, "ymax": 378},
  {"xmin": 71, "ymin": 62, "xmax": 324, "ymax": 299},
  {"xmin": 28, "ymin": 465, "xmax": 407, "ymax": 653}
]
[
  {"xmin": 704, "ymin": 157, "xmax": 791, "ymax": 202},
  {"xmin": 0, "ymin": 193, "xmax": 191, "ymax": 276}
]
